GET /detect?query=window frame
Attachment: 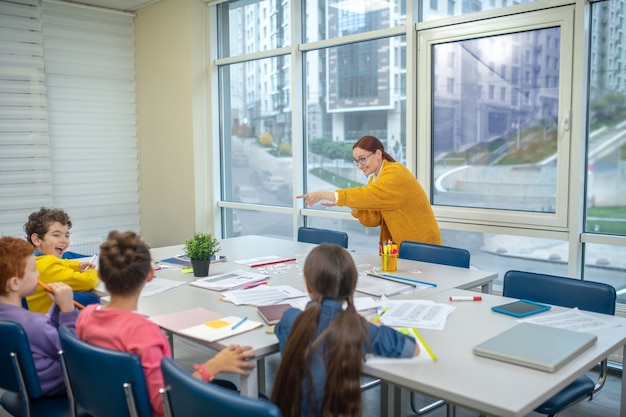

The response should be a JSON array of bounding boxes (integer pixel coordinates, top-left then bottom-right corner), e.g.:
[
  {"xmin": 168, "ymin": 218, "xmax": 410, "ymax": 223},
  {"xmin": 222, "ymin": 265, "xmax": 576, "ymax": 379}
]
[{"xmin": 416, "ymin": 6, "xmax": 575, "ymax": 232}]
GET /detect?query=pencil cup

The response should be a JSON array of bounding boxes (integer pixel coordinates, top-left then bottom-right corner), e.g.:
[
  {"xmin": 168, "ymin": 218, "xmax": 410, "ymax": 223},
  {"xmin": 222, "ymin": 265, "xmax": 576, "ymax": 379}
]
[
  {"xmin": 379, "ymin": 240, "xmax": 398, "ymax": 272},
  {"xmin": 381, "ymin": 253, "xmax": 398, "ymax": 272}
]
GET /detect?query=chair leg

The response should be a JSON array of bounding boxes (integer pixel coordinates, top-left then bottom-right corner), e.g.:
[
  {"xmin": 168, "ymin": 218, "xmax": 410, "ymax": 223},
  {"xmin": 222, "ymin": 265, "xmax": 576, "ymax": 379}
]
[
  {"xmin": 360, "ymin": 378, "xmax": 381, "ymax": 391},
  {"xmin": 410, "ymin": 391, "xmax": 446, "ymax": 415}
]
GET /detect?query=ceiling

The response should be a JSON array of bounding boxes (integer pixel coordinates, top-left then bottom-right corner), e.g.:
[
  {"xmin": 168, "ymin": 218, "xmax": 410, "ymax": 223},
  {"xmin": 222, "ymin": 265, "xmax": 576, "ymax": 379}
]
[{"xmin": 64, "ymin": 0, "xmax": 165, "ymax": 12}]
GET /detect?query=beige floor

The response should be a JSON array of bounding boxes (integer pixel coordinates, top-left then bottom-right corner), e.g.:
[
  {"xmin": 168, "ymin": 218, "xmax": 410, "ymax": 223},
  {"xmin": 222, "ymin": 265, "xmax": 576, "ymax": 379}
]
[{"xmin": 1, "ymin": 334, "xmax": 621, "ymax": 417}]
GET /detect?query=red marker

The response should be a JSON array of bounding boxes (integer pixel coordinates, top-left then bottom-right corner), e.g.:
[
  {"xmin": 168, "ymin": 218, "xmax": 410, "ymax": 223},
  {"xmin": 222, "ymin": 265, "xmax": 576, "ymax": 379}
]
[
  {"xmin": 249, "ymin": 258, "xmax": 296, "ymax": 268},
  {"xmin": 449, "ymin": 296, "xmax": 482, "ymax": 301},
  {"xmin": 244, "ymin": 281, "xmax": 267, "ymax": 289}
]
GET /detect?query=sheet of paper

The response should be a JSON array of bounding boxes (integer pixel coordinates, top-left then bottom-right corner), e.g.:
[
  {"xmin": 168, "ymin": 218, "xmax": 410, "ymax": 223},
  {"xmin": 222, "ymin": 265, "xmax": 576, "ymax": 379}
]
[
  {"xmin": 179, "ymin": 315, "xmax": 263, "ymax": 342},
  {"xmin": 149, "ymin": 307, "xmax": 224, "ymax": 331},
  {"xmin": 140, "ymin": 278, "xmax": 187, "ymax": 297},
  {"xmin": 282, "ymin": 296, "xmax": 381, "ymax": 313},
  {"xmin": 378, "ymin": 299, "xmax": 455, "ymax": 330},
  {"xmin": 366, "ymin": 328, "xmax": 436, "ymax": 364},
  {"xmin": 222, "ymin": 285, "xmax": 307, "ymax": 306},
  {"xmin": 234, "ymin": 255, "xmax": 297, "ymax": 267},
  {"xmin": 189, "ymin": 269, "xmax": 268, "ymax": 291},
  {"xmin": 520, "ymin": 308, "xmax": 620, "ymax": 332},
  {"xmin": 356, "ymin": 273, "xmax": 416, "ymax": 297}
]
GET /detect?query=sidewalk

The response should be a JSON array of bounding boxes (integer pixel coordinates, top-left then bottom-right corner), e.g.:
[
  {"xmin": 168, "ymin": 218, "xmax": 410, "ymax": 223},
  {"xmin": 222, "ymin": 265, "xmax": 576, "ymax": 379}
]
[{"xmin": 482, "ymin": 235, "xmax": 626, "ymax": 271}]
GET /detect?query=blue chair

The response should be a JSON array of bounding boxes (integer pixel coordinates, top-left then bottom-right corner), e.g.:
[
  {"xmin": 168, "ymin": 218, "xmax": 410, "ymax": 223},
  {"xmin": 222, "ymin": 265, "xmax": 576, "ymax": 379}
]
[
  {"xmin": 58, "ymin": 325, "xmax": 153, "ymax": 417},
  {"xmin": 398, "ymin": 241, "xmax": 470, "ymax": 415},
  {"xmin": 0, "ymin": 320, "xmax": 72, "ymax": 417},
  {"xmin": 297, "ymin": 227, "xmax": 348, "ymax": 248},
  {"xmin": 398, "ymin": 240, "xmax": 470, "ymax": 268},
  {"xmin": 160, "ymin": 357, "xmax": 282, "ymax": 417},
  {"xmin": 503, "ymin": 270, "xmax": 616, "ymax": 416}
]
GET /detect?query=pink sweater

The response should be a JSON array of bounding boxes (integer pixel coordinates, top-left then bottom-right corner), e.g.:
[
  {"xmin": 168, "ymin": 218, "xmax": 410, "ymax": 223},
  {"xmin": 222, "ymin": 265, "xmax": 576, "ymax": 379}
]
[{"xmin": 76, "ymin": 305, "xmax": 170, "ymax": 417}]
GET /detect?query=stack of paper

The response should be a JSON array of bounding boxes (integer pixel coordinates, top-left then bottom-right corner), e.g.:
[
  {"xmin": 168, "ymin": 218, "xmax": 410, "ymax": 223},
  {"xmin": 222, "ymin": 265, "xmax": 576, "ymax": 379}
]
[
  {"xmin": 189, "ymin": 269, "xmax": 268, "ymax": 291},
  {"xmin": 141, "ymin": 278, "xmax": 187, "ymax": 297},
  {"xmin": 222, "ymin": 285, "xmax": 307, "ymax": 306}
]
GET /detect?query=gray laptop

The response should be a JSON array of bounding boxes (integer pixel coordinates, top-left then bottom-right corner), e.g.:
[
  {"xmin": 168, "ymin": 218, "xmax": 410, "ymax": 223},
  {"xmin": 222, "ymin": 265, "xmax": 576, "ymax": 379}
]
[{"xmin": 473, "ymin": 323, "xmax": 597, "ymax": 373}]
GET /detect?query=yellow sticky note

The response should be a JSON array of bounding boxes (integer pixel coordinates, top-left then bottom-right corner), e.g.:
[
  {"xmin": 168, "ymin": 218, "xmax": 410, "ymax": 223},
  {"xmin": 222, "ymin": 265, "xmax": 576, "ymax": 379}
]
[
  {"xmin": 181, "ymin": 268, "xmax": 193, "ymax": 274},
  {"xmin": 204, "ymin": 319, "xmax": 230, "ymax": 329}
]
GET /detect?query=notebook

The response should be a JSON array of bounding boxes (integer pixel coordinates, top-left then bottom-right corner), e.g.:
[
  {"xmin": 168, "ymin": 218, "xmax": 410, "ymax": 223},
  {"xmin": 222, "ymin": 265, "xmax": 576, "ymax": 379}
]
[
  {"xmin": 473, "ymin": 323, "xmax": 597, "ymax": 372},
  {"xmin": 257, "ymin": 303, "xmax": 291, "ymax": 325}
]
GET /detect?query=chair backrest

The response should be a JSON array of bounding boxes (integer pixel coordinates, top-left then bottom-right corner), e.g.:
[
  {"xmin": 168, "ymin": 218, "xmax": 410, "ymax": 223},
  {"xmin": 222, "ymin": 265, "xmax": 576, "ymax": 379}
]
[
  {"xmin": 160, "ymin": 357, "xmax": 282, "ymax": 417},
  {"xmin": 0, "ymin": 320, "xmax": 43, "ymax": 398},
  {"xmin": 297, "ymin": 227, "xmax": 348, "ymax": 248},
  {"xmin": 502, "ymin": 270, "xmax": 616, "ymax": 315},
  {"xmin": 398, "ymin": 241, "xmax": 470, "ymax": 268},
  {"xmin": 58, "ymin": 326, "xmax": 153, "ymax": 417}
]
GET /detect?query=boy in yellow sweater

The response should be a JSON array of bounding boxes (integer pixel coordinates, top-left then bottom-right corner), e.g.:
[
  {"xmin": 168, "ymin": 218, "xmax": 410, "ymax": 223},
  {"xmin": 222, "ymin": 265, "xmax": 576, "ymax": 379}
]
[{"xmin": 24, "ymin": 207, "xmax": 99, "ymax": 313}]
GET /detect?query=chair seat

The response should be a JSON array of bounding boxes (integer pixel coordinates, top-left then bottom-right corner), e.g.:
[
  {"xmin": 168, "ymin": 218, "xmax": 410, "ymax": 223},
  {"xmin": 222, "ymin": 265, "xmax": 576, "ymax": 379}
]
[
  {"xmin": 0, "ymin": 390, "xmax": 72, "ymax": 417},
  {"xmin": 534, "ymin": 375, "xmax": 595, "ymax": 415}
]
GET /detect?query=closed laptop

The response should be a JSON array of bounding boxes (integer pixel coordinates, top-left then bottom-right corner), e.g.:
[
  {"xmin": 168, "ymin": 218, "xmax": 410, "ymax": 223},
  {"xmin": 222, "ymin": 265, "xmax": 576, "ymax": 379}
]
[{"xmin": 473, "ymin": 323, "xmax": 597, "ymax": 372}]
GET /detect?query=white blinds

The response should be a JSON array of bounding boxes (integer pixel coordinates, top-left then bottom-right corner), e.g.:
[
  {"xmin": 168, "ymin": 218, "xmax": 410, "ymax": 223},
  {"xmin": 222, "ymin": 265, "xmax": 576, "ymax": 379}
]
[
  {"xmin": 0, "ymin": 0, "xmax": 53, "ymax": 236},
  {"xmin": 0, "ymin": 0, "xmax": 140, "ymax": 242}
]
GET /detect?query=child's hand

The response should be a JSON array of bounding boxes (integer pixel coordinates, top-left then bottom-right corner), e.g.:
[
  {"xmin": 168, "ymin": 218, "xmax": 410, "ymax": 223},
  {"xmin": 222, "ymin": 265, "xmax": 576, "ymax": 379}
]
[
  {"xmin": 80, "ymin": 262, "xmax": 95, "ymax": 272},
  {"xmin": 47, "ymin": 282, "xmax": 75, "ymax": 312},
  {"xmin": 369, "ymin": 318, "xmax": 383, "ymax": 327},
  {"xmin": 205, "ymin": 344, "xmax": 256, "ymax": 376}
]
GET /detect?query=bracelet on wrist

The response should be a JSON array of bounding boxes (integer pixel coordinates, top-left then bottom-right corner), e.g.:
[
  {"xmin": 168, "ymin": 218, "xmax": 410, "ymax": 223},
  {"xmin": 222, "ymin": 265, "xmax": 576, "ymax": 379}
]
[{"xmin": 193, "ymin": 363, "xmax": 213, "ymax": 382}]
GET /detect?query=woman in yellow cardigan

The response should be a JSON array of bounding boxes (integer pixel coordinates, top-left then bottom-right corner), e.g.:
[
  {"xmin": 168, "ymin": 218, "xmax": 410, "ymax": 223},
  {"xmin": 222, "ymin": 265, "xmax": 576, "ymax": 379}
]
[{"xmin": 297, "ymin": 135, "xmax": 442, "ymax": 246}]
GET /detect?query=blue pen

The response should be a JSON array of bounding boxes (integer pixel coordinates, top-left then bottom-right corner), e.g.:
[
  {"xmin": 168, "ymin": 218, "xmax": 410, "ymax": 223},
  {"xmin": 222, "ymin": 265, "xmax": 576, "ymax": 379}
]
[
  {"xmin": 381, "ymin": 273, "xmax": 437, "ymax": 288},
  {"xmin": 231, "ymin": 316, "xmax": 248, "ymax": 330}
]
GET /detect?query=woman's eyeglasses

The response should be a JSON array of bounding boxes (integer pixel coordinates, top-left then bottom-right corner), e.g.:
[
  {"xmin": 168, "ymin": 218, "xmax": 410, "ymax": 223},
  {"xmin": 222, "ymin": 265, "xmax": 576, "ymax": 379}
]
[{"xmin": 352, "ymin": 152, "xmax": 374, "ymax": 166}]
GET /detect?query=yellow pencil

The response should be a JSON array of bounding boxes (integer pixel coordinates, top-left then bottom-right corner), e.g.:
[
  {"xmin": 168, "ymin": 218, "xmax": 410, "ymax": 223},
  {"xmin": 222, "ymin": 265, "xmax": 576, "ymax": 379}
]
[
  {"xmin": 373, "ymin": 306, "xmax": 389, "ymax": 322},
  {"xmin": 412, "ymin": 328, "xmax": 437, "ymax": 362}
]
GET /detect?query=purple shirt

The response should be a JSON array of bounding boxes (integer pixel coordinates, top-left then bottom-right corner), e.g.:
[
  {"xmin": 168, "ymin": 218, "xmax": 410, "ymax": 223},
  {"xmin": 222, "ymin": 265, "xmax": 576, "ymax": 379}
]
[{"xmin": 0, "ymin": 303, "xmax": 79, "ymax": 395}]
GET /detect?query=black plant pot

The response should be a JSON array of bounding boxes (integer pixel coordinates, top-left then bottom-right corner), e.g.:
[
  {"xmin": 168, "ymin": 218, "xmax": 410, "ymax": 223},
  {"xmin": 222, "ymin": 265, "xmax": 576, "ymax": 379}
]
[{"xmin": 191, "ymin": 259, "xmax": 210, "ymax": 277}]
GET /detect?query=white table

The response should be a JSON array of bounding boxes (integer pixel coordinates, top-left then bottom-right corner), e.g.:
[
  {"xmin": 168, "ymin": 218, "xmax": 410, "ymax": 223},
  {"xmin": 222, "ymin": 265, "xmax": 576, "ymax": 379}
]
[
  {"xmin": 113, "ymin": 236, "xmax": 498, "ymax": 398},
  {"xmin": 364, "ymin": 288, "xmax": 626, "ymax": 417}
]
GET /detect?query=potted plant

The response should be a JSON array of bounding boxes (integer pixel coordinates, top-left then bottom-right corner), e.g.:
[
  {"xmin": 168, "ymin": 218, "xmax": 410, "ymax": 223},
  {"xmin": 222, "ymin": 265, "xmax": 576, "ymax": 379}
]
[{"xmin": 183, "ymin": 232, "xmax": 221, "ymax": 277}]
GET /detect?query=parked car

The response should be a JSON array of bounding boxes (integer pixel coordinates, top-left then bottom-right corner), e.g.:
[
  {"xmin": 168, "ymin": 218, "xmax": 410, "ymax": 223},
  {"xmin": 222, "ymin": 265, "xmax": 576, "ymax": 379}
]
[
  {"xmin": 232, "ymin": 153, "xmax": 249, "ymax": 167},
  {"xmin": 276, "ymin": 183, "xmax": 293, "ymax": 204},
  {"xmin": 236, "ymin": 185, "xmax": 261, "ymax": 204},
  {"xmin": 261, "ymin": 175, "xmax": 285, "ymax": 192},
  {"xmin": 250, "ymin": 169, "xmax": 271, "ymax": 185},
  {"xmin": 232, "ymin": 211, "xmax": 243, "ymax": 236}
]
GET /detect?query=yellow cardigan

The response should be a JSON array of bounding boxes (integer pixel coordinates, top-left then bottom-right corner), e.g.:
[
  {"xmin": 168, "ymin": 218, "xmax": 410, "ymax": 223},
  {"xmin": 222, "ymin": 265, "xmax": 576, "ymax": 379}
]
[
  {"xmin": 27, "ymin": 255, "xmax": 99, "ymax": 314},
  {"xmin": 336, "ymin": 161, "xmax": 442, "ymax": 246}
]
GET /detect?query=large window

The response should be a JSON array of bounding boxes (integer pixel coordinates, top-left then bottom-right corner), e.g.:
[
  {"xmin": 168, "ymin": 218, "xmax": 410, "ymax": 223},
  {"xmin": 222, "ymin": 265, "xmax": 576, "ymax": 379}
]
[
  {"xmin": 420, "ymin": 7, "xmax": 573, "ymax": 230},
  {"xmin": 582, "ymin": 0, "xmax": 626, "ymax": 307},
  {"xmin": 211, "ymin": 0, "xmax": 626, "ymax": 307}
]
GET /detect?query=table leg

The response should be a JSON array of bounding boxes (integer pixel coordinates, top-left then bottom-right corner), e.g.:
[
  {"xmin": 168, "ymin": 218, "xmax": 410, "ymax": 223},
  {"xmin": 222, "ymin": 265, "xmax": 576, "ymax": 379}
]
[
  {"xmin": 480, "ymin": 281, "xmax": 493, "ymax": 294},
  {"xmin": 380, "ymin": 382, "xmax": 406, "ymax": 417},
  {"xmin": 239, "ymin": 360, "xmax": 259, "ymax": 398},
  {"xmin": 621, "ymin": 345, "xmax": 626, "ymax": 417},
  {"xmin": 165, "ymin": 330, "xmax": 174, "ymax": 356},
  {"xmin": 257, "ymin": 357, "xmax": 266, "ymax": 395}
]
